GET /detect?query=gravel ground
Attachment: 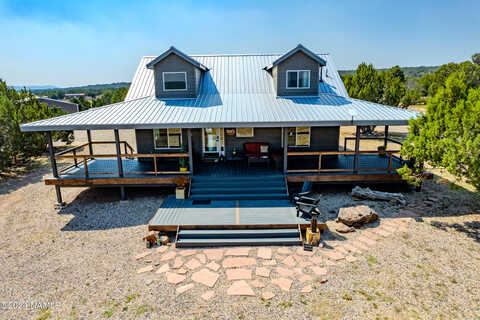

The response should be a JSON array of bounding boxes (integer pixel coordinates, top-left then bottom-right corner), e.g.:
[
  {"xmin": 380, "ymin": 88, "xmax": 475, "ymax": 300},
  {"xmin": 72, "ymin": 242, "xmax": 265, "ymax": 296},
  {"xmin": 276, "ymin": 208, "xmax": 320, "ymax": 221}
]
[{"xmin": 0, "ymin": 163, "xmax": 479, "ymax": 320}]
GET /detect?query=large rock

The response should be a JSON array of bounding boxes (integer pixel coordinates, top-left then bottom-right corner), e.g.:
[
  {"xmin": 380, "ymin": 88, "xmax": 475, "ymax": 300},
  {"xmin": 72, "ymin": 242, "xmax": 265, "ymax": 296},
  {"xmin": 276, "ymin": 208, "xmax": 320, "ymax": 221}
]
[{"xmin": 336, "ymin": 205, "xmax": 378, "ymax": 227}]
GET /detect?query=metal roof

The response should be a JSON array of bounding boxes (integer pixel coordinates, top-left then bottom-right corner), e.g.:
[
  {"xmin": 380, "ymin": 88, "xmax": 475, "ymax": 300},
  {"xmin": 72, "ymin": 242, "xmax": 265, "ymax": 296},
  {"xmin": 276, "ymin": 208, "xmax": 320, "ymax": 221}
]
[
  {"xmin": 145, "ymin": 46, "xmax": 208, "ymax": 72},
  {"xmin": 125, "ymin": 52, "xmax": 348, "ymax": 101},
  {"xmin": 264, "ymin": 44, "xmax": 326, "ymax": 70},
  {"xmin": 20, "ymin": 51, "xmax": 417, "ymax": 132}
]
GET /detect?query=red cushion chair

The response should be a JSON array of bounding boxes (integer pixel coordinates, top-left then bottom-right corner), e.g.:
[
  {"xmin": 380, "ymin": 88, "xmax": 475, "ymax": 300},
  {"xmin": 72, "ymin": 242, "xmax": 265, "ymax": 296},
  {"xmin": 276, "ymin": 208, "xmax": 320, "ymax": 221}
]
[{"xmin": 244, "ymin": 143, "xmax": 270, "ymax": 167}]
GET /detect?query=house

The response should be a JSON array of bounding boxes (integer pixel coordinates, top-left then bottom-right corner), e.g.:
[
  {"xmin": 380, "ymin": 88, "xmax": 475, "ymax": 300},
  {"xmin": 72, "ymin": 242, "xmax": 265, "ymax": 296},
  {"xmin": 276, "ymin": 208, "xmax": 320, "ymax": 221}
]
[
  {"xmin": 20, "ymin": 44, "xmax": 418, "ymax": 211},
  {"xmin": 37, "ymin": 97, "xmax": 79, "ymax": 114}
]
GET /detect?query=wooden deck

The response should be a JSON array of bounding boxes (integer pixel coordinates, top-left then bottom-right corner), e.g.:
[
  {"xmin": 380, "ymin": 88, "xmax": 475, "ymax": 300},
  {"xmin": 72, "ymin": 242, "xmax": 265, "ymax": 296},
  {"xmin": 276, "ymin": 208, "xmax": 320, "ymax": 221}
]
[{"xmin": 149, "ymin": 195, "xmax": 309, "ymax": 231}]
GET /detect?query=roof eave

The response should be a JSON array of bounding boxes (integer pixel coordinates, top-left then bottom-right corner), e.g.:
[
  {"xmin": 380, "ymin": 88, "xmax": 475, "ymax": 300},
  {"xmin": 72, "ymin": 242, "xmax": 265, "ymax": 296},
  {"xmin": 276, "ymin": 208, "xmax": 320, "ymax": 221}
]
[
  {"xmin": 265, "ymin": 44, "xmax": 327, "ymax": 71},
  {"xmin": 145, "ymin": 46, "xmax": 209, "ymax": 71}
]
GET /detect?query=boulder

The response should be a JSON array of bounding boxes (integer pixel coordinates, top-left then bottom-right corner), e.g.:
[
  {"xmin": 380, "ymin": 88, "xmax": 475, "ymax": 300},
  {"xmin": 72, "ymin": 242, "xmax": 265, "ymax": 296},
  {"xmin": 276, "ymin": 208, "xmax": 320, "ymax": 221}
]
[
  {"xmin": 336, "ymin": 205, "xmax": 378, "ymax": 227},
  {"xmin": 333, "ymin": 222, "xmax": 356, "ymax": 233}
]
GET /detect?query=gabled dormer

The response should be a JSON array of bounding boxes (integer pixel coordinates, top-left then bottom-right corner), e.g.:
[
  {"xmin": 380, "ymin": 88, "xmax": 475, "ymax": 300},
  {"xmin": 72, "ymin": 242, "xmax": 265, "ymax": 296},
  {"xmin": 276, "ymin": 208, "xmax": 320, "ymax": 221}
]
[
  {"xmin": 146, "ymin": 46, "xmax": 208, "ymax": 99},
  {"xmin": 265, "ymin": 44, "xmax": 326, "ymax": 97}
]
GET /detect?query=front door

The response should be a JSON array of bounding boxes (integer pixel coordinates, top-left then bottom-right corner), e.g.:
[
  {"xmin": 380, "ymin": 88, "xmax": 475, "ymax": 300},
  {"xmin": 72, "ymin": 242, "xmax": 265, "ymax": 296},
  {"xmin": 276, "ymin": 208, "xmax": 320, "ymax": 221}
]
[{"xmin": 202, "ymin": 128, "xmax": 225, "ymax": 157}]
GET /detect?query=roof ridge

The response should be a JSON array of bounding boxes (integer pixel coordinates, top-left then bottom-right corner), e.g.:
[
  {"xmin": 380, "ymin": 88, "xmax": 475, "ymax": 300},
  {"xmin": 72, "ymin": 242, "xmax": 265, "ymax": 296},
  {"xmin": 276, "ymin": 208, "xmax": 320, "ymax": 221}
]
[{"xmin": 142, "ymin": 53, "xmax": 330, "ymax": 58}]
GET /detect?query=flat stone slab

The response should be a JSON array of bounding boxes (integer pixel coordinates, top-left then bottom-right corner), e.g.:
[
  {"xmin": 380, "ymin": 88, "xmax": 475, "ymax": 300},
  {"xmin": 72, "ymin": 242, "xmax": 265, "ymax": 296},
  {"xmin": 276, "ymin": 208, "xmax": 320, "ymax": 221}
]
[
  {"xmin": 251, "ymin": 279, "xmax": 265, "ymax": 288},
  {"xmin": 206, "ymin": 261, "xmax": 220, "ymax": 272},
  {"xmin": 262, "ymin": 291, "xmax": 275, "ymax": 300},
  {"xmin": 166, "ymin": 272, "xmax": 186, "ymax": 285},
  {"xmin": 299, "ymin": 274, "xmax": 313, "ymax": 283},
  {"xmin": 172, "ymin": 257, "xmax": 184, "ymax": 269},
  {"xmin": 203, "ymin": 249, "xmax": 224, "ymax": 261},
  {"xmin": 345, "ymin": 255, "xmax": 358, "ymax": 263},
  {"xmin": 263, "ymin": 259, "xmax": 277, "ymax": 266},
  {"xmin": 135, "ymin": 251, "xmax": 152, "ymax": 260},
  {"xmin": 310, "ymin": 266, "xmax": 327, "ymax": 276},
  {"xmin": 357, "ymin": 235, "xmax": 376, "ymax": 246},
  {"xmin": 301, "ymin": 285, "xmax": 313, "ymax": 293},
  {"xmin": 185, "ymin": 258, "xmax": 202, "ymax": 270},
  {"xmin": 179, "ymin": 249, "xmax": 197, "ymax": 257},
  {"xmin": 196, "ymin": 253, "xmax": 207, "ymax": 264},
  {"xmin": 255, "ymin": 267, "xmax": 271, "ymax": 278},
  {"xmin": 226, "ymin": 268, "xmax": 252, "ymax": 280},
  {"xmin": 372, "ymin": 228, "xmax": 391, "ymax": 237},
  {"xmin": 227, "ymin": 280, "xmax": 255, "ymax": 296},
  {"xmin": 272, "ymin": 277, "xmax": 292, "ymax": 292},
  {"xmin": 176, "ymin": 283, "xmax": 194, "ymax": 295},
  {"xmin": 257, "ymin": 247, "xmax": 272, "ymax": 260},
  {"xmin": 160, "ymin": 251, "xmax": 176, "ymax": 261},
  {"xmin": 201, "ymin": 290, "xmax": 215, "ymax": 301},
  {"xmin": 192, "ymin": 268, "xmax": 219, "ymax": 287},
  {"xmin": 137, "ymin": 265, "xmax": 153, "ymax": 274},
  {"xmin": 343, "ymin": 243, "xmax": 363, "ymax": 254},
  {"xmin": 281, "ymin": 255, "xmax": 297, "ymax": 267},
  {"xmin": 351, "ymin": 241, "xmax": 369, "ymax": 251},
  {"xmin": 155, "ymin": 263, "xmax": 169, "ymax": 274},
  {"xmin": 298, "ymin": 260, "xmax": 313, "ymax": 268},
  {"xmin": 156, "ymin": 246, "xmax": 169, "ymax": 253},
  {"xmin": 176, "ymin": 268, "xmax": 187, "ymax": 274},
  {"xmin": 277, "ymin": 247, "xmax": 291, "ymax": 255},
  {"xmin": 222, "ymin": 257, "xmax": 256, "ymax": 268},
  {"xmin": 275, "ymin": 267, "xmax": 295, "ymax": 277},
  {"xmin": 225, "ymin": 248, "xmax": 251, "ymax": 256},
  {"xmin": 296, "ymin": 247, "xmax": 314, "ymax": 256},
  {"xmin": 310, "ymin": 256, "xmax": 323, "ymax": 264},
  {"xmin": 321, "ymin": 250, "xmax": 344, "ymax": 261},
  {"xmin": 325, "ymin": 259, "xmax": 337, "ymax": 266}
]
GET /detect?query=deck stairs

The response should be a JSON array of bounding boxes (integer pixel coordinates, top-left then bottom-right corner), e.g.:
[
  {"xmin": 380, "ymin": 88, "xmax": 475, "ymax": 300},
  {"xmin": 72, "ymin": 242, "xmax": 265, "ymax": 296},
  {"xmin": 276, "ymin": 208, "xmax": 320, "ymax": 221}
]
[
  {"xmin": 176, "ymin": 227, "xmax": 302, "ymax": 247},
  {"xmin": 189, "ymin": 175, "xmax": 288, "ymax": 201}
]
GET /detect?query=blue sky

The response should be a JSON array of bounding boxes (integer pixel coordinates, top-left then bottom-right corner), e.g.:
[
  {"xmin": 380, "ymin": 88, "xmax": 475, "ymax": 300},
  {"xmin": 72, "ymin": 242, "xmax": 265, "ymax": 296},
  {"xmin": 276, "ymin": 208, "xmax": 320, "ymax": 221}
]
[{"xmin": 1, "ymin": 0, "xmax": 479, "ymax": 87}]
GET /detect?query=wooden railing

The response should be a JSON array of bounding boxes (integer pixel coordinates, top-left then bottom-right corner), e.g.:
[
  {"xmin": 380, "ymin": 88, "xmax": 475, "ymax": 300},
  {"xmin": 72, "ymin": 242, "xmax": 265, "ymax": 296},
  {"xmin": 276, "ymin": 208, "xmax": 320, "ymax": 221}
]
[
  {"xmin": 343, "ymin": 136, "xmax": 403, "ymax": 150},
  {"xmin": 286, "ymin": 150, "xmax": 401, "ymax": 173},
  {"xmin": 55, "ymin": 141, "xmax": 189, "ymax": 177}
]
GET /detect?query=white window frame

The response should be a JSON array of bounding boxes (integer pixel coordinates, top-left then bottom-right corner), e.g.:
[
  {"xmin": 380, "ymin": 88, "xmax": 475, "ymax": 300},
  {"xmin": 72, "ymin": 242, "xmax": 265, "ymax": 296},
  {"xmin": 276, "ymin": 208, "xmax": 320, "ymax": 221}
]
[
  {"xmin": 286, "ymin": 70, "xmax": 311, "ymax": 89},
  {"xmin": 235, "ymin": 127, "xmax": 254, "ymax": 138},
  {"xmin": 153, "ymin": 128, "xmax": 183, "ymax": 149},
  {"xmin": 162, "ymin": 71, "xmax": 187, "ymax": 92},
  {"xmin": 288, "ymin": 127, "xmax": 311, "ymax": 147}
]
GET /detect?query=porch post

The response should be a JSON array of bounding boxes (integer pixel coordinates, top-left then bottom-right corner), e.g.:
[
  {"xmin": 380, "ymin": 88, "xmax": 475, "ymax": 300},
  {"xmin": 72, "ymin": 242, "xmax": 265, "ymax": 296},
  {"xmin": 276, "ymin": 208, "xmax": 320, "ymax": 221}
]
[
  {"xmin": 114, "ymin": 129, "xmax": 125, "ymax": 200},
  {"xmin": 86, "ymin": 129, "xmax": 93, "ymax": 155},
  {"xmin": 384, "ymin": 125, "xmax": 389, "ymax": 149},
  {"xmin": 353, "ymin": 126, "xmax": 361, "ymax": 173},
  {"xmin": 283, "ymin": 128, "xmax": 288, "ymax": 175},
  {"xmin": 46, "ymin": 131, "xmax": 63, "ymax": 206},
  {"xmin": 187, "ymin": 129, "xmax": 193, "ymax": 173}
]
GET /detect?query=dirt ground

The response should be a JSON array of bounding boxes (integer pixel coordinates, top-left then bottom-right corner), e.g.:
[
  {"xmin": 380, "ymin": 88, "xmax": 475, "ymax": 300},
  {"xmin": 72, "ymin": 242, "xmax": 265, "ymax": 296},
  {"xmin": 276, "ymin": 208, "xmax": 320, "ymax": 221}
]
[{"xmin": 1, "ymin": 158, "xmax": 479, "ymax": 319}]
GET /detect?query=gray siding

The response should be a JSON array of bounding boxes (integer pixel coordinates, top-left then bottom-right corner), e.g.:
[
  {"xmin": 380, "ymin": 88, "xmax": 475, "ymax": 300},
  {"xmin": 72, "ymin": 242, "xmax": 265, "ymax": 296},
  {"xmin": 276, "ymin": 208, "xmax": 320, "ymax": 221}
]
[
  {"xmin": 274, "ymin": 51, "xmax": 319, "ymax": 96},
  {"xmin": 286, "ymin": 126, "xmax": 339, "ymax": 152},
  {"xmin": 153, "ymin": 53, "xmax": 200, "ymax": 98}
]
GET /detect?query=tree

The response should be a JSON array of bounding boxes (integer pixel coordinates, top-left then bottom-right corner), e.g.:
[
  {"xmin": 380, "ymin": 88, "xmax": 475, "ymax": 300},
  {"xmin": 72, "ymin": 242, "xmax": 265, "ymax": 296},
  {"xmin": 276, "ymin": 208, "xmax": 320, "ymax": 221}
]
[
  {"xmin": 380, "ymin": 66, "xmax": 406, "ymax": 106},
  {"xmin": 473, "ymin": 53, "xmax": 480, "ymax": 66},
  {"xmin": 345, "ymin": 63, "xmax": 383, "ymax": 102},
  {"xmin": 399, "ymin": 71, "xmax": 480, "ymax": 189}
]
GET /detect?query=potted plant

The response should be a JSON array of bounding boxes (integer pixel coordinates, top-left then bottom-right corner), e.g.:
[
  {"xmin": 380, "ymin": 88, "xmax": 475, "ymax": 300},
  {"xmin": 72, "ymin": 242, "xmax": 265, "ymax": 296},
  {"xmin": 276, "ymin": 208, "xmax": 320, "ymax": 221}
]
[
  {"xmin": 179, "ymin": 146, "xmax": 188, "ymax": 172},
  {"xmin": 173, "ymin": 176, "xmax": 188, "ymax": 199},
  {"xmin": 377, "ymin": 145, "xmax": 387, "ymax": 157}
]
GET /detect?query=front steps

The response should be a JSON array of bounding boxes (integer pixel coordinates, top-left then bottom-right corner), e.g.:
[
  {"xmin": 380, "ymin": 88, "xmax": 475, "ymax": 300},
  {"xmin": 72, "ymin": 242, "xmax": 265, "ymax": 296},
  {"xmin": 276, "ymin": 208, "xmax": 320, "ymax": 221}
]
[
  {"xmin": 176, "ymin": 228, "xmax": 302, "ymax": 247},
  {"xmin": 190, "ymin": 175, "xmax": 288, "ymax": 201}
]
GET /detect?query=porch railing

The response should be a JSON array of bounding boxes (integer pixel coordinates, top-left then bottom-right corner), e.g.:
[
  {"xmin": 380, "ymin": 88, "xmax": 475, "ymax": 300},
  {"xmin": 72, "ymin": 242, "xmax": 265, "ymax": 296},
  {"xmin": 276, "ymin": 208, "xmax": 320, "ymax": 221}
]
[
  {"xmin": 55, "ymin": 141, "xmax": 189, "ymax": 177},
  {"xmin": 286, "ymin": 150, "xmax": 401, "ymax": 173}
]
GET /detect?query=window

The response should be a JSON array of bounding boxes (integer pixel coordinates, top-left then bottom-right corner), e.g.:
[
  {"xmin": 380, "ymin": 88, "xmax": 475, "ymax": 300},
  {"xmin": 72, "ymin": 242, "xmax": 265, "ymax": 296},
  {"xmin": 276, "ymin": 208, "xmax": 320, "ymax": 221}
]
[
  {"xmin": 288, "ymin": 127, "xmax": 310, "ymax": 147},
  {"xmin": 286, "ymin": 70, "xmax": 310, "ymax": 89},
  {"xmin": 163, "ymin": 72, "xmax": 187, "ymax": 91},
  {"xmin": 236, "ymin": 127, "xmax": 254, "ymax": 137},
  {"xmin": 154, "ymin": 128, "xmax": 182, "ymax": 148}
]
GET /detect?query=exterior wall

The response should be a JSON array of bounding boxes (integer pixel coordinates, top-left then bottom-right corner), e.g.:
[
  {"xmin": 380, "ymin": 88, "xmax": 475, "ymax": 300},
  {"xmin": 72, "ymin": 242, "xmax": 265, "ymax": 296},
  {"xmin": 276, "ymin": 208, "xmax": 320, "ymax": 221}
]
[
  {"xmin": 153, "ymin": 53, "xmax": 200, "ymax": 98},
  {"xmin": 286, "ymin": 126, "xmax": 339, "ymax": 152},
  {"xmin": 225, "ymin": 127, "xmax": 282, "ymax": 160},
  {"xmin": 38, "ymin": 98, "xmax": 79, "ymax": 114},
  {"xmin": 135, "ymin": 129, "xmax": 191, "ymax": 154},
  {"xmin": 274, "ymin": 51, "xmax": 319, "ymax": 96}
]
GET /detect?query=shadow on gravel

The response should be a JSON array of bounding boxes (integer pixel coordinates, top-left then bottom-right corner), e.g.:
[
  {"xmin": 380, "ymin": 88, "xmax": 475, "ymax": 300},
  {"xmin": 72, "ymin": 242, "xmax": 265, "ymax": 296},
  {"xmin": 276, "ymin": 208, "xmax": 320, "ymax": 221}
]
[
  {"xmin": 0, "ymin": 160, "xmax": 50, "ymax": 195},
  {"xmin": 429, "ymin": 218, "xmax": 480, "ymax": 244},
  {"xmin": 58, "ymin": 187, "xmax": 170, "ymax": 231}
]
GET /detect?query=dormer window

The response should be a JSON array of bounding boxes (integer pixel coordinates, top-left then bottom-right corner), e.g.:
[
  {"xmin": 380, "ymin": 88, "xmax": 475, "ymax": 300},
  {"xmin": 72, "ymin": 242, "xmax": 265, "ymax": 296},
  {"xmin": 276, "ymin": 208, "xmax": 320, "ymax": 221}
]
[
  {"xmin": 163, "ymin": 72, "xmax": 187, "ymax": 91},
  {"xmin": 286, "ymin": 70, "xmax": 310, "ymax": 89}
]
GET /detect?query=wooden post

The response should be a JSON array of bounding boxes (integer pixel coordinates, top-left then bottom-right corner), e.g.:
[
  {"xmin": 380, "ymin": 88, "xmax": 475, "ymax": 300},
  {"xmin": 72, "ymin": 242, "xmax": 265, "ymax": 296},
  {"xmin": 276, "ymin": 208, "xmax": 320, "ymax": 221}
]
[
  {"xmin": 86, "ymin": 130, "xmax": 93, "ymax": 155},
  {"xmin": 73, "ymin": 149, "xmax": 78, "ymax": 167},
  {"xmin": 114, "ymin": 129, "xmax": 124, "ymax": 178},
  {"xmin": 188, "ymin": 129, "xmax": 193, "ymax": 174},
  {"xmin": 153, "ymin": 153, "xmax": 157, "ymax": 175},
  {"xmin": 46, "ymin": 131, "xmax": 58, "ymax": 178},
  {"xmin": 46, "ymin": 131, "xmax": 63, "ymax": 206},
  {"xmin": 353, "ymin": 126, "xmax": 361, "ymax": 173},
  {"xmin": 384, "ymin": 125, "xmax": 389, "ymax": 149},
  {"xmin": 388, "ymin": 153, "xmax": 393, "ymax": 172},
  {"xmin": 114, "ymin": 129, "xmax": 125, "ymax": 201},
  {"xmin": 283, "ymin": 128, "xmax": 288, "ymax": 174},
  {"xmin": 83, "ymin": 157, "xmax": 89, "ymax": 178},
  {"xmin": 318, "ymin": 154, "xmax": 322, "ymax": 171}
]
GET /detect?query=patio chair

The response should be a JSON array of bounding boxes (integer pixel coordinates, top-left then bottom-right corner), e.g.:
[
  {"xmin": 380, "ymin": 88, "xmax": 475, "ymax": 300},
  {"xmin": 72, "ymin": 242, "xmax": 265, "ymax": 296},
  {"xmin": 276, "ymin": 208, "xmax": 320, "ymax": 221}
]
[{"xmin": 244, "ymin": 142, "xmax": 270, "ymax": 167}]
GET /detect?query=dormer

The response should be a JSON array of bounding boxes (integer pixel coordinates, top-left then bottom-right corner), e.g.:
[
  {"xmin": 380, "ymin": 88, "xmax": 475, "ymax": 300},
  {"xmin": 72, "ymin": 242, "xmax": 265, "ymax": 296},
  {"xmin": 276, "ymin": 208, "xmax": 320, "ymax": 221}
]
[
  {"xmin": 146, "ymin": 46, "xmax": 208, "ymax": 99},
  {"xmin": 265, "ymin": 44, "xmax": 326, "ymax": 97}
]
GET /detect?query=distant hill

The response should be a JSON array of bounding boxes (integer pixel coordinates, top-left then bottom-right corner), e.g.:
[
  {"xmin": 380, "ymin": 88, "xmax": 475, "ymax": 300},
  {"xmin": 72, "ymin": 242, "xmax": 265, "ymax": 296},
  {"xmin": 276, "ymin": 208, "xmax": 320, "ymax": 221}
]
[
  {"xmin": 339, "ymin": 65, "xmax": 440, "ymax": 78},
  {"xmin": 12, "ymin": 85, "xmax": 58, "ymax": 91},
  {"xmin": 31, "ymin": 82, "xmax": 130, "ymax": 94}
]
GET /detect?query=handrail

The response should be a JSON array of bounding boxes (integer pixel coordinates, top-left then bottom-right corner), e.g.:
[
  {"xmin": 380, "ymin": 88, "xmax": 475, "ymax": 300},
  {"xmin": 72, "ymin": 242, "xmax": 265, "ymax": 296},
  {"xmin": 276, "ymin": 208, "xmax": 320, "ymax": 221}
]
[
  {"xmin": 287, "ymin": 150, "xmax": 401, "ymax": 173},
  {"xmin": 343, "ymin": 136, "xmax": 403, "ymax": 150}
]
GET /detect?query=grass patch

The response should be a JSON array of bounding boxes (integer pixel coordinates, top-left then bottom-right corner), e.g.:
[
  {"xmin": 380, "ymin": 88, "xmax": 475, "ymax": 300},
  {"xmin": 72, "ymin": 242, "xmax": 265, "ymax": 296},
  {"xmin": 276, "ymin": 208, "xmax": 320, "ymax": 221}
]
[
  {"xmin": 342, "ymin": 293, "xmax": 353, "ymax": 301},
  {"xmin": 36, "ymin": 310, "xmax": 51, "ymax": 320},
  {"xmin": 135, "ymin": 305, "xmax": 149, "ymax": 316},
  {"xmin": 102, "ymin": 309, "xmax": 114, "ymax": 318},
  {"xmin": 125, "ymin": 293, "xmax": 138, "ymax": 304},
  {"xmin": 367, "ymin": 256, "xmax": 379, "ymax": 265}
]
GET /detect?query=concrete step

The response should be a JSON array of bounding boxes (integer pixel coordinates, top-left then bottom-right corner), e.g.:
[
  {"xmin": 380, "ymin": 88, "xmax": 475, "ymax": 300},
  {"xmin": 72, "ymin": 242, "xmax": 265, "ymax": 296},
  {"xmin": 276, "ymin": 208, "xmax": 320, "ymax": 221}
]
[
  {"xmin": 191, "ymin": 186, "xmax": 287, "ymax": 194},
  {"xmin": 193, "ymin": 175, "xmax": 285, "ymax": 183},
  {"xmin": 192, "ymin": 180, "xmax": 285, "ymax": 188},
  {"xmin": 189, "ymin": 193, "xmax": 289, "ymax": 201}
]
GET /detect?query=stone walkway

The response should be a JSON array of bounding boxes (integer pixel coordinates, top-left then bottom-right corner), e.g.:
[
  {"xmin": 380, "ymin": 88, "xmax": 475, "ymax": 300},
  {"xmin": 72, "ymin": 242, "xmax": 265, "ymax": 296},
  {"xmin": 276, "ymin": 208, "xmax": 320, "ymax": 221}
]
[{"xmin": 135, "ymin": 218, "xmax": 412, "ymax": 300}]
